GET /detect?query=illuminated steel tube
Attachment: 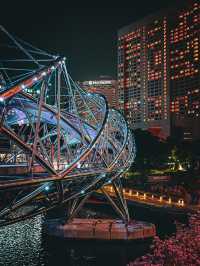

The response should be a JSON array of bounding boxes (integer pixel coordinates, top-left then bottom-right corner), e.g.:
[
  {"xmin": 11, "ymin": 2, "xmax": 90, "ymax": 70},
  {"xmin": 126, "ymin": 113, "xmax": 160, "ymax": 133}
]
[{"xmin": 0, "ymin": 28, "xmax": 136, "ymax": 226}]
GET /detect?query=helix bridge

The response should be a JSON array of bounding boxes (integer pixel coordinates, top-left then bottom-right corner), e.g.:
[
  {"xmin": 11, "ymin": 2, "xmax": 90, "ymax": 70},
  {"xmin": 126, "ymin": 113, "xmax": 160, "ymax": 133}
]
[{"xmin": 0, "ymin": 26, "xmax": 136, "ymax": 227}]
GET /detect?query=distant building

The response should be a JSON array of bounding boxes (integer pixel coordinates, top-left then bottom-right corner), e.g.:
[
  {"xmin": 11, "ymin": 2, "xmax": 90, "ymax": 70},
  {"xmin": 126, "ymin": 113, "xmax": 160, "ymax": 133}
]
[
  {"xmin": 118, "ymin": 1, "xmax": 200, "ymax": 140},
  {"xmin": 80, "ymin": 76, "xmax": 118, "ymax": 109}
]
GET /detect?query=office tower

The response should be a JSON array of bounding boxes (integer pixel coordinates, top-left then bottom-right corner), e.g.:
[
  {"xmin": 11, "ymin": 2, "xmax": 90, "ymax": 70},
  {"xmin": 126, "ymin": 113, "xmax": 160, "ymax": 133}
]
[{"xmin": 80, "ymin": 76, "xmax": 118, "ymax": 109}]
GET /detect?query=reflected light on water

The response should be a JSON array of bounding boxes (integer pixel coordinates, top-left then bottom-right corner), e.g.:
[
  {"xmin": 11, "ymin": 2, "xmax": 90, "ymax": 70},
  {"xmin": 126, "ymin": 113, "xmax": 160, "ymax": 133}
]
[{"xmin": 0, "ymin": 215, "xmax": 44, "ymax": 266}]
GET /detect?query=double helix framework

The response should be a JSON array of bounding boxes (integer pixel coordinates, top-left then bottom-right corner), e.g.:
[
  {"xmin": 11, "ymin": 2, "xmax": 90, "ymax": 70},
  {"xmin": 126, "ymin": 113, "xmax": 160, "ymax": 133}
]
[{"xmin": 0, "ymin": 26, "xmax": 136, "ymax": 226}]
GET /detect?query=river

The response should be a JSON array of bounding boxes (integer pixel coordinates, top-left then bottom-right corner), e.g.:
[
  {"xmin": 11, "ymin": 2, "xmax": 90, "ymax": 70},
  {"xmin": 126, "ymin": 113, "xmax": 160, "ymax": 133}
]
[{"xmin": 0, "ymin": 203, "xmax": 187, "ymax": 266}]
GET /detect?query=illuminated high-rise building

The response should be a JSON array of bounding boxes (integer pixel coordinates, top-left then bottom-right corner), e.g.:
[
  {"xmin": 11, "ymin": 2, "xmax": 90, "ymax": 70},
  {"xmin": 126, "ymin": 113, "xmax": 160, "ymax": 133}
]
[
  {"xmin": 170, "ymin": 1, "xmax": 200, "ymax": 140},
  {"xmin": 79, "ymin": 76, "xmax": 118, "ymax": 109},
  {"xmin": 118, "ymin": 0, "xmax": 200, "ymax": 140}
]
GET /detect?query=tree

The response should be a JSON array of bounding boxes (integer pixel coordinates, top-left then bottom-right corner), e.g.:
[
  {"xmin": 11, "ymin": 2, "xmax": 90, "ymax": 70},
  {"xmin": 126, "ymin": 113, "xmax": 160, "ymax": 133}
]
[{"xmin": 132, "ymin": 129, "xmax": 168, "ymax": 171}]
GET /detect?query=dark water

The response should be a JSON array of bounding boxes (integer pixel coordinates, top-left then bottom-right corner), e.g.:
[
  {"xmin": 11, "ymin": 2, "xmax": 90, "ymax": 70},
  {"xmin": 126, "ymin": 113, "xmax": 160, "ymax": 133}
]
[{"xmin": 0, "ymin": 203, "xmax": 187, "ymax": 266}]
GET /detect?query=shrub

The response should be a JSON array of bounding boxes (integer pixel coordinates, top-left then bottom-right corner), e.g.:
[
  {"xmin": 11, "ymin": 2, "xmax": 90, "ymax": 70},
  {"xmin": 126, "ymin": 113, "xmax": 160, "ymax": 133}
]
[{"xmin": 128, "ymin": 212, "xmax": 200, "ymax": 266}]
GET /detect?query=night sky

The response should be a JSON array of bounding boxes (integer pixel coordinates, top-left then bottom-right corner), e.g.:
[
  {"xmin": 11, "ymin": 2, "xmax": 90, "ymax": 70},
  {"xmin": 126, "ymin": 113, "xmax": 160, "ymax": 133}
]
[{"xmin": 2, "ymin": 1, "xmax": 175, "ymax": 80}]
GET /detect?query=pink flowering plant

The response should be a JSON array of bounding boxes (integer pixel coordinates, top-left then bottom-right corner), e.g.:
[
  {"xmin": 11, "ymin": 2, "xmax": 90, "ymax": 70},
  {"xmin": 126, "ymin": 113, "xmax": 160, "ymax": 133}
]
[{"xmin": 129, "ymin": 212, "xmax": 200, "ymax": 266}]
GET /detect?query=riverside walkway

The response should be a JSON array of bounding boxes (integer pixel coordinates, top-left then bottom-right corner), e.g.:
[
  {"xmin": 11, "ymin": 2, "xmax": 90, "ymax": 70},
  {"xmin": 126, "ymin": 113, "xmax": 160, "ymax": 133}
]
[{"xmin": 96, "ymin": 186, "xmax": 199, "ymax": 213}]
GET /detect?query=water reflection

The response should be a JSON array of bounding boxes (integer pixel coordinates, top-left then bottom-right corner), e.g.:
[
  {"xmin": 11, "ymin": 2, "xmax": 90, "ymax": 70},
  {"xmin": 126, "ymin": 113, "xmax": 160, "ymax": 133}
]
[
  {"xmin": 44, "ymin": 236, "xmax": 151, "ymax": 266},
  {"xmin": 0, "ymin": 214, "xmax": 150, "ymax": 266},
  {"xmin": 0, "ymin": 215, "xmax": 44, "ymax": 266},
  {"xmin": 0, "ymin": 203, "xmax": 186, "ymax": 266}
]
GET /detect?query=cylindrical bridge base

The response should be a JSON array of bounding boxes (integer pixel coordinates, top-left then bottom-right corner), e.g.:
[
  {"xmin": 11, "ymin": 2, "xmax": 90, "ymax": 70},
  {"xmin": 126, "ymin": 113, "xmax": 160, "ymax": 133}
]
[{"xmin": 44, "ymin": 218, "xmax": 156, "ymax": 241}]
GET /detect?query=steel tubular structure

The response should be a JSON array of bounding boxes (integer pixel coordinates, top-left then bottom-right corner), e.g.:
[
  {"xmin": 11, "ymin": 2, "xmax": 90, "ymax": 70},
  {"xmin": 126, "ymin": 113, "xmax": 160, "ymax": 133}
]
[{"xmin": 0, "ymin": 27, "xmax": 136, "ymax": 226}]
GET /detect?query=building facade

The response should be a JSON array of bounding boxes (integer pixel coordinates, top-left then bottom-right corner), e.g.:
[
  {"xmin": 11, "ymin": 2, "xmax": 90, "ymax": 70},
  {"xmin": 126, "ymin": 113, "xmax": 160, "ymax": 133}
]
[
  {"xmin": 118, "ymin": 0, "xmax": 200, "ymax": 140},
  {"xmin": 80, "ymin": 76, "xmax": 118, "ymax": 109}
]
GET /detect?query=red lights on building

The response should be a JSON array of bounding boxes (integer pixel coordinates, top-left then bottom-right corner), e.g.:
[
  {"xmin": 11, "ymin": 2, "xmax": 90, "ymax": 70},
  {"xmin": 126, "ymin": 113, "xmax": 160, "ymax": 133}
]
[
  {"xmin": 118, "ymin": 1, "xmax": 200, "ymax": 140},
  {"xmin": 170, "ymin": 2, "xmax": 200, "ymax": 140}
]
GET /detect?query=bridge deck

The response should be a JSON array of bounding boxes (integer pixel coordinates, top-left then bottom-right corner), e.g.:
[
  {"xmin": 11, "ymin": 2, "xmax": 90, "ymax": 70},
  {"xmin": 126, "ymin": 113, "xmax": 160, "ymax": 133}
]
[{"xmin": 0, "ymin": 167, "xmax": 111, "ymax": 189}]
